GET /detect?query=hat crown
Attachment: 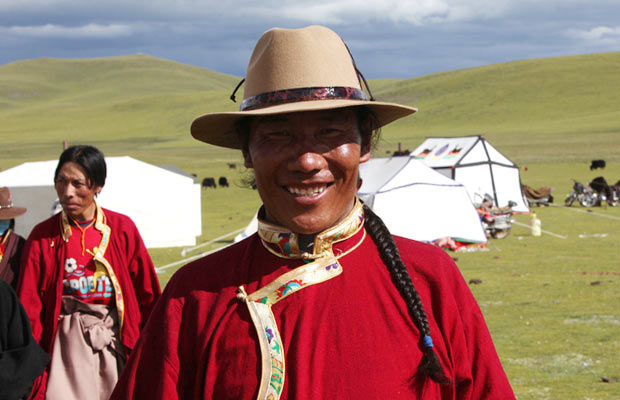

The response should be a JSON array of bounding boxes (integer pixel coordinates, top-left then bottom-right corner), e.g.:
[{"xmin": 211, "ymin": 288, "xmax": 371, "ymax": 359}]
[
  {"xmin": 243, "ymin": 26, "xmax": 361, "ymax": 100},
  {"xmin": 190, "ymin": 25, "xmax": 417, "ymax": 149},
  {"xmin": 0, "ymin": 187, "xmax": 12, "ymax": 208},
  {"xmin": 0, "ymin": 186, "xmax": 26, "ymax": 220}
]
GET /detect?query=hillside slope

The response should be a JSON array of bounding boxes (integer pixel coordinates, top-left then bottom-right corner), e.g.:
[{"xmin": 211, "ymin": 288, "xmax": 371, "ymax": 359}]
[
  {"xmin": 0, "ymin": 55, "xmax": 239, "ymax": 159},
  {"xmin": 1, "ymin": 52, "xmax": 620, "ymax": 170},
  {"xmin": 371, "ymin": 52, "xmax": 620, "ymax": 161}
]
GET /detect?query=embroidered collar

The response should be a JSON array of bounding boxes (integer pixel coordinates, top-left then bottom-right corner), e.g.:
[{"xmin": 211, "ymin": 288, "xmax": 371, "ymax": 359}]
[
  {"xmin": 60, "ymin": 202, "xmax": 107, "ymax": 242},
  {"xmin": 257, "ymin": 198, "xmax": 365, "ymax": 260}
]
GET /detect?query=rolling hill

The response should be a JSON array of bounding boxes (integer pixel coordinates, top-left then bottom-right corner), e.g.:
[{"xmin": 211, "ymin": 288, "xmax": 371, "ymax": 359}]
[{"xmin": 1, "ymin": 51, "xmax": 620, "ymax": 174}]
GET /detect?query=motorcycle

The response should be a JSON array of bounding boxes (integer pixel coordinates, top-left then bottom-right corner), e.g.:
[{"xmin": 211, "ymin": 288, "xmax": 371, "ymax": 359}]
[
  {"xmin": 564, "ymin": 179, "xmax": 598, "ymax": 207},
  {"xmin": 589, "ymin": 176, "xmax": 619, "ymax": 207},
  {"xmin": 474, "ymin": 194, "xmax": 516, "ymax": 239}
]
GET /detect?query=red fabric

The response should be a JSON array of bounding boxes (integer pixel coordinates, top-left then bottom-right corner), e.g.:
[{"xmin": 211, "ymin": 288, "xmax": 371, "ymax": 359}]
[
  {"xmin": 17, "ymin": 208, "xmax": 161, "ymax": 400},
  {"xmin": 62, "ymin": 223, "xmax": 114, "ymax": 305},
  {"xmin": 0, "ymin": 231, "xmax": 25, "ymax": 289},
  {"xmin": 112, "ymin": 228, "xmax": 514, "ymax": 399}
]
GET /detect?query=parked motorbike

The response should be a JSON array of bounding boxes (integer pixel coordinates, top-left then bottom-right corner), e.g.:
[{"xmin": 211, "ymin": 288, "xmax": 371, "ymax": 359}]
[
  {"xmin": 564, "ymin": 179, "xmax": 598, "ymax": 207},
  {"xmin": 474, "ymin": 194, "xmax": 516, "ymax": 239},
  {"xmin": 589, "ymin": 176, "xmax": 619, "ymax": 207}
]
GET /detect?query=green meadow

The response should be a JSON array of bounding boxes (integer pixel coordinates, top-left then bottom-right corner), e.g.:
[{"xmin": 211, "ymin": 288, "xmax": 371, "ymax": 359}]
[{"xmin": 1, "ymin": 53, "xmax": 619, "ymax": 399}]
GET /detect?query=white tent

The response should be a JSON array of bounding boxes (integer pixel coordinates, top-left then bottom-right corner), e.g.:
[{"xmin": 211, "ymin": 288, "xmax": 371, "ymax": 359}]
[
  {"xmin": 0, "ymin": 156, "xmax": 201, "ymax": 248},
  {"xmin": 358, "ymin": 157, "xmax": 487, "ymax": 244},
  {"xmin": 411, "ymin": 135, "xmax": 529, "ymax": 212}
]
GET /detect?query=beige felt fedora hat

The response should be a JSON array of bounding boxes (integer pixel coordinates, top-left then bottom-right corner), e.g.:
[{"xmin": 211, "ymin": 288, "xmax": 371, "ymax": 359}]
[{"xmin": 191, "ymin": 25, "xmax": 417, "ymax": 149}]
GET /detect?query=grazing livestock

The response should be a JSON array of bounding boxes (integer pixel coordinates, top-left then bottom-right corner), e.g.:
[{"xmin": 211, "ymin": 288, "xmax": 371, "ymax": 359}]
[
  {"xmin": 218, "ymin": 177, "xmax": 229, "ymax": 187},
  {"xmin": 202, "ymin": 177, "xmax": 217, "ymax": 188},
  {"xmin": 392, "ymin": 149, "xmax": 410, "ymax": 156},
  {"xmin": 590, "ymin": 159, "xmax": 606, "ymax": 170},
  {"xmin": 227, "ymin": 163, "xmax": 237, "ymax": 169}
]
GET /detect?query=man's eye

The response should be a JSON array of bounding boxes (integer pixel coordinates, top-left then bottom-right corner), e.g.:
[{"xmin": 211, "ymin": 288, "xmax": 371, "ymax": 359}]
[
  {"xmin": 319, "ymin": 128, "xmax": 342, "ymax": 136},
  {"xmin": 265, "ymin": 130, "xmax": 290, "ymax": 138}
]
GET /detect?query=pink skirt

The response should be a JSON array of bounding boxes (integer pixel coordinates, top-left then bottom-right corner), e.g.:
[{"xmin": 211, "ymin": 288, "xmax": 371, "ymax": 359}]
[{"xmin": 46, "ymin": 296, "xmax": 124, "ymax": 400}]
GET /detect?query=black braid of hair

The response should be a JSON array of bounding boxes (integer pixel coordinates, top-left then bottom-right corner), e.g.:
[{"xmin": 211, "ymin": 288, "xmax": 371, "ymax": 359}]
[{"xmin": 363, "ymin": 204, "xmax": 450, "ymax": 385}]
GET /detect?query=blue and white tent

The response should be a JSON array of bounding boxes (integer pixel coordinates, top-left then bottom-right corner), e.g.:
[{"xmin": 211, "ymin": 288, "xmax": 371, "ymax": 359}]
[{"xmin": 411, "ymin": 135, "xmax": 529, "ymax": 212}]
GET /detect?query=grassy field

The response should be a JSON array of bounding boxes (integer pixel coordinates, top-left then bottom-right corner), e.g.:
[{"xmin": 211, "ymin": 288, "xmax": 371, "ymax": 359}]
[
  {"xmin": 1, "ymin": 53, "xmax": 620, "ymax": 398},
  {"xmin": 467, "ymin": 196, "xmax": 620, "ymax": 399}
]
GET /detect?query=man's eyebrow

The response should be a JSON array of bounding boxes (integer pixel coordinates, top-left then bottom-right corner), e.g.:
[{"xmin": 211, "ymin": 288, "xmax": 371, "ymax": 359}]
[
  {"xmin": 255, "ymin": 111, "xmax": 351, "ymax": 125},
  {"xmin": 317, "ymin": 115, "xmax": 348, "ymax": 122},
  {"xmin": 256, "ymin": 115, "xmax": 289, "ymax": 124}
]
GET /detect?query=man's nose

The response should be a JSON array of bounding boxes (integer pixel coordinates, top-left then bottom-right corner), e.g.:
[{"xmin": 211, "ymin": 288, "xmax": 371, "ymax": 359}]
[
  {"xmin": 58, "ymin": 182, "xmax": 75, "ymax": 198},
  {"xmin": 289, "ymin": 150, "xmax": 328, "ymax": 173},
  {"xmin": 287, "ymin": 131, "xmax": 330, "ymax": 173}
]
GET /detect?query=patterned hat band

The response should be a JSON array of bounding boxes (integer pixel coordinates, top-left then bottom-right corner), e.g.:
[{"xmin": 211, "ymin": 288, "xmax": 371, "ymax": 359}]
[
  {"xmin": 0, "ymin": 203, "xmax": 14, "ymax": 209},
  {"xmin": 239, "ymin": 86, "xmax": 369, "ymax": 111}
]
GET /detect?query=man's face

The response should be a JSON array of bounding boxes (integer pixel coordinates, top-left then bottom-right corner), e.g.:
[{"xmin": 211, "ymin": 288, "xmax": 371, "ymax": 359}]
[
  {"xmin": 55, "ymin": 161, "xmax": 100, "ymax": 221},
  {"xmin": 244, "ymin": 108, "xmax": 370, "ymax": 234}
]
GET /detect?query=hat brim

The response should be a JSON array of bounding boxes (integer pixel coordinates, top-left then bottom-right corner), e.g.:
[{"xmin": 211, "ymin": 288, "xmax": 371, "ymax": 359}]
[
  {"xmin": 191, "ymin": 99, "xmax": 417, "ymax": 149},
  {"xmin": 0, "ymin": 206, "xmax": 26, "ymax": 220}
]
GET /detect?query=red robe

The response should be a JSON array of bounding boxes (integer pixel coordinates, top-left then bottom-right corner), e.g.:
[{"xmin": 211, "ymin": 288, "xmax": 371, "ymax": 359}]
[
  {"xmin": 17, "ymin": 207, "xmax": 161, "ymax": 399},
  {"xmin": 113, "ymin": 224, "xmax": 514, "ymax": 399},
  {"xmin": 0, "ymin": 230, "xmax": 25, "ymax": 289}
]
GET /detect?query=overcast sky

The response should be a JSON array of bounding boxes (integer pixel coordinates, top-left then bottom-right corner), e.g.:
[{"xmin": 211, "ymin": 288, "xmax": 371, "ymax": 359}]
[{"xmin": 1, "ymin": 0, "xmax": 619, "ymax": 79}]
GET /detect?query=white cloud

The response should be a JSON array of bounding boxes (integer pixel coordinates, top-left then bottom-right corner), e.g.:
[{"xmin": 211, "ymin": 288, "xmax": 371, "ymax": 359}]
[
  {"xmin": 241, "ymin": 0, "xmax": 516, "ymax": 26},
  {"xmin": 7, "ymin": 23, "xmax": 135, "ymax": 38},
  {"xmin": 565, "ymin": 25, "xmax": 620, "ymax": 45},
  {"xmin": 1, "ymin": 0, "xmax": 620, "ymax": 77},
  {"xmin": 0, "ymin": 0, "xmax": 525, "ymax": 26}
]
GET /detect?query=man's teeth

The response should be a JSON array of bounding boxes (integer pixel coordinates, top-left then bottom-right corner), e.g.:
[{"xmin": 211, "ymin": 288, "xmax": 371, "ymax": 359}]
[{"xmin": 287, "ymin": 186, "xmax": 326, "ymax": 196}]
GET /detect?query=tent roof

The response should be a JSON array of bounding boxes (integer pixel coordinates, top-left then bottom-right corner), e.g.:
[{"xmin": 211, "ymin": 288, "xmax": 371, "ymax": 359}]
[
  {"xmin": 358, "ymin": 157, "xmax": 487, "ymax": 243},
  {"xmin": 359, "ymin": 157, "xmax": 465, "ymax": 195},
  {"xmin": 411, "ymin": 135, "xmax": 514, "ymax": 168},
  {"xmin": 0, "ymin": 156, "xmax": 201, "ymax": 249},
  {"xmin": 0, "ymin": 156, "xmax": 196, "ymax": 187}
]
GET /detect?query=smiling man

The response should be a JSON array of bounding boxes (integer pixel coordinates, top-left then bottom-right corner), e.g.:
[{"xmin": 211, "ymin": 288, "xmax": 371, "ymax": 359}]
[
  {"xmin": 244, "ymin": 109, "xmax": 370, "ymax": 234},
  {"xmin": 113, "ymin": 26, "xmax": 515, "ymax": 399}
]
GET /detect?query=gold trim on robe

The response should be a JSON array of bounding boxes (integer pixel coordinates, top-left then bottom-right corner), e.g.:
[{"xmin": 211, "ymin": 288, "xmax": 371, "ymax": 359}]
[
  {"xmin": 238, "ymin": 199, "xmax": 365, "ymax": 400},
  {"xmin": 60, "ymin": 203, "xmax": 125, "ymax": 333}
]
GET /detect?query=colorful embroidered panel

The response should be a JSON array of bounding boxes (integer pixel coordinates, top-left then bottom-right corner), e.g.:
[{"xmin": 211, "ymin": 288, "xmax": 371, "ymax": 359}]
[
  {"xmin": 247, "ymin": 256, "xmax": 342, "ymax": 306},
  {"xmin": 241, "ymin": 197, "xmax": 366, "ymax": 400},
  {"xmin": 258, "ymin": 199, "xmax": 364, "ymax": 259},
  {"xmin": 240, "ymin": 86, "xmax": 368, "ymax": 111}
]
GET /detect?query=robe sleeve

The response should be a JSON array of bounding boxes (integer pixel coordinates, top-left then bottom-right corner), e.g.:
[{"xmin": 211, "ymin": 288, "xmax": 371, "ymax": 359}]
[
  {"xmin": 0, "ymin": 281, "xmax": 50, "ymax": 400},
  {"xmin": 110, "ymin": 273, "xmax": 184, "ymax": 400},
  {"xmin": 123, "ymin": 218, "xmax": 161, "ymax": 329},
  {"xmin": 16, "ymin": 232, "xmax": 48, "ymax": 346},
  {"xmin": 16, "ymin": 229, "xmax": 54, "ymax": 400}
]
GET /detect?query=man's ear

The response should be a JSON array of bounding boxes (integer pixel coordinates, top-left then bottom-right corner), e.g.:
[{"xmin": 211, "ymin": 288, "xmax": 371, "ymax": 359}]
[
  {"xmin": 360, "ymin": 144, "xmax": 371, "ymax": 164},
  {"xmin": 359, "ymin": 117, "xmax": 372, "ymax": 164},
  {"xmin": 242, "ymin": 150, "xmax": 253, "ymax": 168}
]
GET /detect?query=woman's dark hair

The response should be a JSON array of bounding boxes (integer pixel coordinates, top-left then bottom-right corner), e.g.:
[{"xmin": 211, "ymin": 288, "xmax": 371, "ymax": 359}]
[
  {"xmin": 363, "ymin": 205, "xmax": 450, "ymax": 384},
  {"xmin": 54, "ymin": 145, "xmax": 107, "ymax": 188}
]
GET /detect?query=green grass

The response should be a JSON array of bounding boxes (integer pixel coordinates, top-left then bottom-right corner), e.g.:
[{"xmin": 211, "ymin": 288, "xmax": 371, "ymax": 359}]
[
  {"xmin": 1, "ymin": 53, "xmax": 620, "ymax": 398},
  {"xmin": 465, "ymin": 202, "xmax": 620, "ymax": 399}
]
